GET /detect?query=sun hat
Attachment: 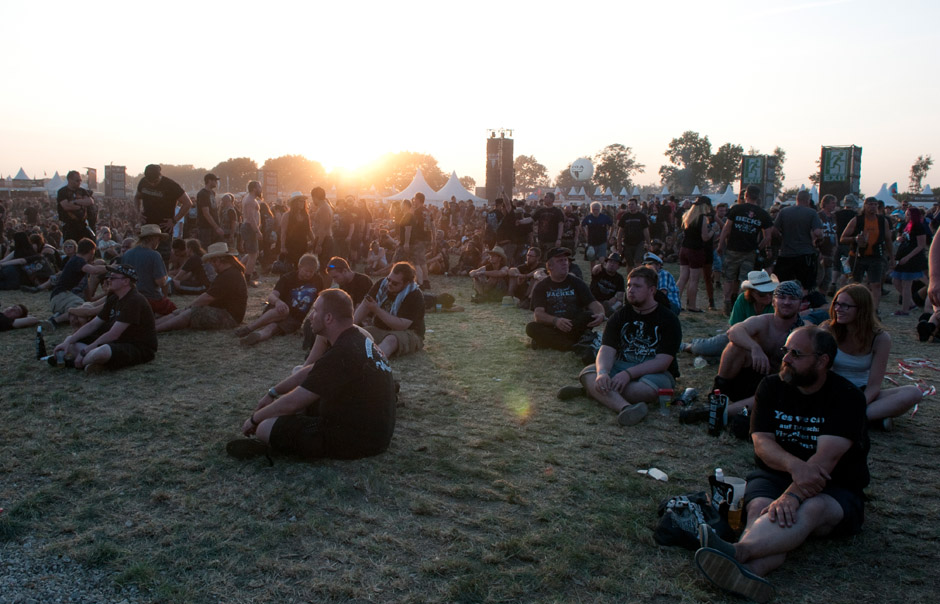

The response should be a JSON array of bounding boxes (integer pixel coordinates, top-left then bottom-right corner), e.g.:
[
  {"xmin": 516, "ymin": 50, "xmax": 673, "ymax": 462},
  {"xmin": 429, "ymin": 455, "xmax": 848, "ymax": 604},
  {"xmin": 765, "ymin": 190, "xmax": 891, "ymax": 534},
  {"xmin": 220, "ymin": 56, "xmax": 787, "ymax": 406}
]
[
  {"xmin": 487, "ymin": 246, "xmax": 508, "ymax": 261},
  {"xmin": 741, "ymin": 270, "xmax": 779, "ymax": 293},
  {"xmin": 137, "ymin": 224, "xmax": 169, "ymax": 240},
  {"xmin": 202, "ymin": 242, "xmax": 239, "ymax": 261}
]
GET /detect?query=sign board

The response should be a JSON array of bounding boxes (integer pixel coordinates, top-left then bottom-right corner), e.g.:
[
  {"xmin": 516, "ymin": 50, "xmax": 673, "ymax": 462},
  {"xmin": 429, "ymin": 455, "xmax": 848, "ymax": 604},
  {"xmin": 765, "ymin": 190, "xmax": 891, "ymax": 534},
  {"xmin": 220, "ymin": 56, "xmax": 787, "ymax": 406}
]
[
  {"xmin": 105, "ymin": 165, "xmax": 127, "ymax": 199},
  {"xmin": 261, "ymin": 170, "xmax": 278, "ymax": 202},
  {"xmin": 818, "ymin": 146, "xmax": 861, "ymax": 201}
]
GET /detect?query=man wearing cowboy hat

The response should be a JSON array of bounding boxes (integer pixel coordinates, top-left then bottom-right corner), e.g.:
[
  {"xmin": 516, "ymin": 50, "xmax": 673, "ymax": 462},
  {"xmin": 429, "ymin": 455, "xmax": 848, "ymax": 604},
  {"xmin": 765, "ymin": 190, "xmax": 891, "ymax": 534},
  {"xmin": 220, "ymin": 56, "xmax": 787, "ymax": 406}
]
[
  {"xmin": 155, "ymin": 242, "xmax": 248, "ymax": 332},
  {"xmin": 589, "ymin": 252, "xmax": 626, "ymax": 317},
  {"xmin": 526, "ymin": 247, "xmax": 604, "ymax": 351},
  {"xmin": 122, "ymin": 224, "xmax": 177, "ymax": 317},
  {"xmin": 469, "ymin": 246, "xmax": 510, "ymax": 303},
  {"xmin": 51, "ymin": 264, "xmax": 157, "ymax": 373},
  {"xmin": 135, "ymin": 164, "xmax": 193, "ymax": 262}
]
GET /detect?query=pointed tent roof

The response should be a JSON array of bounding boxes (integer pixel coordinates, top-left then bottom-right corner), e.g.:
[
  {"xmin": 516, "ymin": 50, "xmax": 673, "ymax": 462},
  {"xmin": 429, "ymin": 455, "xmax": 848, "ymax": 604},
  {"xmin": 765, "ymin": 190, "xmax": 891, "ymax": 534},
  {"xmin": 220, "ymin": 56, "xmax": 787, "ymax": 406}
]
[
  {"xmin": 568, "ymin": 187, "xmax": 578, "ymax": 196},
  {"xmin": 660, "ymin": 185, "xmax": 670, "ymax": 196},
  {"xmin": 593, "ymin": 186, "xmax": 604, "ymax": 196},
  {"xmin": 619, "ymin": 187, "xmax": 629, "ymax": 197},
  {"xmin": 13, "ymin": 168, "xmax": 29, "ymax": 180},
  {"xmin": 924, "ymin": 185, "xmax": 934, "ymax": 196},
  {"xmin": 631, "ymin": 186, "xmax": 640, "ymax": 196},
  {"xmin": 434, "ymin": 171, "xmax": 487, "ymax": 205},
  {"xmin": 691, "ymin": 185, "xmax": 701, "ymax": 195},
  {"xmin": 714, "ymin": 184, "xmax": 737, "ymax": 206},
  {"xmin": 873, "ymin": 183, "xmax": 898, "ymax": 207},
  {"xmin": 810, "ymin": 184, "xmax": 819, "ymax": 203},
  {"xmin": 46, "ymin": 172, "xmax": 65, "ymax": 193},
  {"xmin": 384, "ymin": 168, "xmax": 439, "ymax": 202}
]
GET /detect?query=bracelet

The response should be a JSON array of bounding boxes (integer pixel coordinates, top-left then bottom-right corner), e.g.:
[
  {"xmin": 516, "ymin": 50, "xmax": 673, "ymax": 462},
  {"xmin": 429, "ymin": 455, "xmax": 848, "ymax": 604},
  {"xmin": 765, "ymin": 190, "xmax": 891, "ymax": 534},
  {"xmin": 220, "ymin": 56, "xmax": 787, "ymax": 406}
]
[
  {"xmin": 250, "ymin": 413, "xmax": 260, "ymax": 427},
  {"xmin": 268, "ymin": 387, "xmax": 280, "ymax": 399},
  {"xmin": 785, "ymin": 491, "xmax": 803, "ymax": 504},
  {"xmin": 625, "ymin": 369, "xmax": 635, "ymax": 380}
]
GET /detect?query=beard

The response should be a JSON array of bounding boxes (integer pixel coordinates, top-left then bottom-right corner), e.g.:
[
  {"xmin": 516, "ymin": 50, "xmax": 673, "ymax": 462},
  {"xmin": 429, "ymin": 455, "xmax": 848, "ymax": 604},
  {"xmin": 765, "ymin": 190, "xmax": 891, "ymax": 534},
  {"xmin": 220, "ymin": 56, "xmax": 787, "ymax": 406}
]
[{"xmin": 779, "ymin": 363, "xmax": 816, "ymax": 387}]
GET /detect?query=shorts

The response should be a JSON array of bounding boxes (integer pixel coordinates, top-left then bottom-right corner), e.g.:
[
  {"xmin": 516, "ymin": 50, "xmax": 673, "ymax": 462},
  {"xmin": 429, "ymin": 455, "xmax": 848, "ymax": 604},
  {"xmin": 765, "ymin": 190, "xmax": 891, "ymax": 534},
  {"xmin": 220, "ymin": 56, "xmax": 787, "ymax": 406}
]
[
  {"xmin": 240, "ymin": 224, "xmax": 259, "ymax": 254},
  {"xmin": 410, "ymin": 241, "xmax": 427, "ymax": 265},
  {"xmin": 105, "ymin": 342, "xmax": 155, "ymax": 369},
  {"xmin": 579, "ymin": 359, "xmax": 676, "ymax": 392},
  {"xmin": 270, "ymin": 415, "xmax": 326, "ymax": 459},
  {"xmin": 275, "ymin": 315, "xmax": 303, "ymax": 335},
  {"xmin": 190, "ymin": 305, "xmax": 237, "ymax": 330},
  {"xmin": 147, "ymin": 296, "xmax": 178, "ymax": 316},
  {"xmin": 365, "ymin": 326, "xmax": 423, "ymax": 357},
  {"xmin": 679, "ymin": 247, "xmax": 706, "ymax": 269},
  {"xmin": 51, "ymin": 291, "xmax": 85, "ymax": 316},
  {"xmin": 587, "ymin": 242, "xmax": 608, "ymax": 262},
  {"xmin": 621, "ymin": 243, "xmax": 645, "ymax": 267},
  {"xmin": 743, "ymin": 469, "xmax": 864, "ymax": 536},
  {"xmin": 722, "ymin": 249, "xmax": 756, "ymax": 282},
  {"xmin": 852, "ymin": 256, "xmax": 886, "ymax": 284}
]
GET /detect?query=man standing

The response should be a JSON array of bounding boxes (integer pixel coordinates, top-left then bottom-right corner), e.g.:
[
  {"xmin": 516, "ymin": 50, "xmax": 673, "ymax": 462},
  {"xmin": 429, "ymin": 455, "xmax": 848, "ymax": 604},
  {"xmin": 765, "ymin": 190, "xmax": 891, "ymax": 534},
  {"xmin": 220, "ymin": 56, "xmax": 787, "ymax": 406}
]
[
  {"xmin": 530, "ymin": 192, "xmax": 565, "ymax": 257},
  {"xmin": 155, "ymin": 242, "xmax": 248, "ymax": 332},
  {"xmin": 816, "ymin": 194, "xmax": 839, "ymax": 295},
  {"xmin": 695, "ymin": 326, "xmax": 868, "ymax": 604},
  {"xmin": 227, "ymin": 289, "xmax": 396, "ymax": 461},
  {"xmin": 311, "ymin": 187, "xmax": 334, "ymax": 273},
  {"xmin": 354, "ymin": 261, "xmax": 425, "ymax": 358},
  {"xmin": 403, "ymin": 192, "xmax": 433, "ymax": 289},
  {"xmin": 560, "ymin": 266, "xmax": 681, "ymax": 427},
  {"xmin": 122, "ymin": 224, "xmax": 177, "ymax": 317},
  {"xmin": 135, "ymin": 164, "xmax": 193, "ymax": 262},
  {"xmin": 840, "ymin": 197, "xmax": 893, "ymax": 310},
  {"xmin": 718, "ymin": 185, "xmax": 774, "ymax": 315},
  {"xmin": 773, "ymin": 190, "xmax": 823, "ymax": 292},
  {"xmin": 241, "ymin": 180, "xmax": 263, "ymax": 286},
  {"xmin": 57, "ymin": 170, "xmax": 96, "ymax": 243},
  {"xmin": 195, "ymin": 173, "xmax": 224, "ymax": 248},
  {"xmin": 616, "ymin": 198, "xmax": 651, "ymax": 271},
  {"xmin": 525, "ymin": 247, "xmax": 604, "ymax": 351},
  {"xmin": 581, "ymin": 201, "xmax": 613, "ymax": 268},
  {"xmin": 52, "ymin": 264, "xmax": 157, "ymax": 373}
]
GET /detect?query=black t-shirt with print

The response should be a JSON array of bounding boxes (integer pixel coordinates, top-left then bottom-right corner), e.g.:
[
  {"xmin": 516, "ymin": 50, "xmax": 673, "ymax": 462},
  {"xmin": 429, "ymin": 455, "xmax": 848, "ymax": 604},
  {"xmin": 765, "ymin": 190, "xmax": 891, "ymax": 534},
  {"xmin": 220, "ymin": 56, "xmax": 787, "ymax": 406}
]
[
  {"xmin": 366, "ymin": 281, "xmax": 426, "ymax": 338},
  {"xmin": 274, "ymin": 270, "xmax": 326, "ymax": 321},
  {"xmin": 341, "ymin": 272, "xmax": 373, "ymax": 306},
  {"xmin": 602, "ymin": 303, "xmax": 681, "ymax": 377},
  {"xmin": 195, "ymin": 188, "xmax": 218, "ymax": 229},
  {"xmin": 206, "ymin": 265, "xmax": 248, "ymax": 323},
  {"xmin": 726, "ymin": 203, "xmax": 773, "ymax": 252},
  {"xmin": 617, "ymin": 211, "xmax": 649, "ymax": 245},
  {"xmin": 50, "ymin": 255, "xmax": 87, "ymax": 298},
  {"xmin": 56, "ymin": 185, "xmax": 93, "ymax": 227},
  {"xmin": 532, "ymin": 206, "xmax": 564, "ymax": 242},
  {"xmin": 180, "ymin": 256, "xmax": 209, "ymax": 288},
  {"xmin": 300, "ymin": 326, "xmax": 396, "ymax": 458},
  {"xmin": 96, "ymin": 289, "xmax": 158, "ymax": 352},
  {"xmin": 590, "ymin": 270, "xmax": 625, "ymax": 302},
  {"xmin": 137, "ymin": 177, "xmax": 186, "ymax": 228},
  {"xmin": 531, "ymin": 274, "xmax": 596, "ymax": 320},
  {"xmin": 751, "ymin": 373, "xmax": 870, "ymax": 492}
]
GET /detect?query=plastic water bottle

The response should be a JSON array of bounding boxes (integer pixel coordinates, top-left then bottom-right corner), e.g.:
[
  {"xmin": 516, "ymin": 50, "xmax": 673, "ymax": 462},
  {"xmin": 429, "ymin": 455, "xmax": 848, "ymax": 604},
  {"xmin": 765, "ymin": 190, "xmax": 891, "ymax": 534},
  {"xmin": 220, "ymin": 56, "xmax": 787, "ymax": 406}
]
[
  {"xmin": 693, "ymin": 356, "xmax": 708, "ymax": 369},
  {"xmin": 715, "ymin": 468, "xmax": 724, "ymax": 483}
]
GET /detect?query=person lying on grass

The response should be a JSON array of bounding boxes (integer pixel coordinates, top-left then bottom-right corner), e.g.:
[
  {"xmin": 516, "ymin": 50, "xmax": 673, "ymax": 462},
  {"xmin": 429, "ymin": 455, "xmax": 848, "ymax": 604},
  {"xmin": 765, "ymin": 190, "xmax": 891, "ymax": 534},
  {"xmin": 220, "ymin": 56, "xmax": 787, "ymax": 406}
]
[
  {"xmin": 227, "ymin": 289, "xmax": 396, "ymax": 461},
  {"xmin": 0, "ymin": 304, "xmax": 40, "ymax": 331}
]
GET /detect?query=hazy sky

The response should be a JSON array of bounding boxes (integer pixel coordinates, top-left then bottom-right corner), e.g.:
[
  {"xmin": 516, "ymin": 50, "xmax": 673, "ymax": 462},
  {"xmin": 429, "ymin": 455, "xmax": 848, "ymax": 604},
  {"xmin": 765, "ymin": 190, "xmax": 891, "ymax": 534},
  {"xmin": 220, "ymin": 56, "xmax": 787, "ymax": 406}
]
[{"xmin": 2, "ymin": 0, "xmax": 936, "ymax": 194}]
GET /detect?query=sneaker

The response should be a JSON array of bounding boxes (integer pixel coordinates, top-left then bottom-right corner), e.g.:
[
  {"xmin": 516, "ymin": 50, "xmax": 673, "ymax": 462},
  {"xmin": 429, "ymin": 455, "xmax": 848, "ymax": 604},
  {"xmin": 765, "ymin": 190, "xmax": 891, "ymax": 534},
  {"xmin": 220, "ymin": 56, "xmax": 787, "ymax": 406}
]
[
  {"xmin": 680, "ymin": 342, "xmax": 692, "ymax": 354},
  {"xmin": 20, "ymin": 285, "xmax": 40, "ymax": 293},
  {"xmin": 234, "ymin": 325, "xmax": 252, "ymax": 338},
  {"xmin": 617, "ymin": 403, "xmax": 648, "ymax": 426},
  {"xmin": 557, "ymin": 385, "xmax": 585, "ymax": 400},
  {"xmin": 679, "ymin": 404, "xmax": 709, "ymax": 425},
  {"xmin": 226, "ymin": 438, "xmax": 272, "ymax": 462},
  {"xmin": 917, "ymin": 320, "xmax": 935, "ymax": 343},
  {"xmin": 694, "ymin": 548, "xmax": 775, "ymax": 604},
  {"xmin": 240, "ymin": 332, "xmax": 262, "ymax": 347}
]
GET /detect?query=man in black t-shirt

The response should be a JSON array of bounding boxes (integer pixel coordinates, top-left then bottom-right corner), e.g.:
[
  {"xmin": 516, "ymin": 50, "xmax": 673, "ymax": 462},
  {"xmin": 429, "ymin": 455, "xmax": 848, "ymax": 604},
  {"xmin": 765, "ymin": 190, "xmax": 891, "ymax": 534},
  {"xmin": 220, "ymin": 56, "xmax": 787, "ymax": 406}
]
[
  {"xmin": 134, "ymin": 164, "xmax": 193, "ymax": 261},
  {"xmin": 403, "ymin": 193, "xmax": 433, "ymax": 289},
  {"xmin": 529, "ymin": 192, "xmax": 565, "ymax": 256},
  {"xmin": 354, "ymin": 261, "xmax": 425, "ymax": 358},
  {"xmin": 0, "ymin": 304, "xmax": 40, "ymax": 331},
  {"xmin": 300, "ymin": 256, "xmax": 373, "ymax": 351},
  {"xmin": 694, "ymin": 326, "xmax": 868, "ymax": 603},
  {"xmin": 56, "ymin": 170, "xmax": 96, "ymax": 243},
  {"xmin": 526, "ymin": 247, "xmax": 604, "ymax": 351},
  {"xmin": 195, "ymin": 173, "xmax": 224, "ymax": 247},
  {"xmin": 228, "ymin": 289, "xmax": 396, "ymax": 461},
  {"xmin": 561, "ymin": 267, "xmax": 680, "ymax": 426},
  {"xmin": 234, "ymin": 254, "xmax": 325, "ymax": 347},
  {"xmin": 616, "ymin": 198, "xmax": 650, "ymax": 271},
  {"xmin": 52, "ymin": 264, "xmax": 157, "ymax": 372},
  {"xmin": 718, "ymin": 185, "xmax": 774, "ymax": 314},
  {"xmin": 507, "ymin": 246, "xmax": 543, "ymax": 306},
  {"xmin": 589, "ymin": 253, "xmax": 626, "ymax": 316},
  {"xmin": 155, "ymin": 243, "xmax": 248, "ymax": 332}
]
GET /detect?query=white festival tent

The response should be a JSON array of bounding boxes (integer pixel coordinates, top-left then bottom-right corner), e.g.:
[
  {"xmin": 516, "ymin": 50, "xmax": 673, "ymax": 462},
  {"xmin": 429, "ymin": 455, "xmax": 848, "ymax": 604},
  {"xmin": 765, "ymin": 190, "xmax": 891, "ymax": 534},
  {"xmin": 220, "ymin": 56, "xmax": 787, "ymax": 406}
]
[
  {"xmin": 712, "ymin": 184, "xmax": 737, "ymax": 206},
  {"xmin": 660, "ymin": 185, "xmax": 670, "ymax": 197},
  {"xmin": 45, "ymin": 172, "xmax": 65, "ymax": 195},
  {"xmin": 691, "ymin": 185, "xmax": 701, "ymax": 196},
  {"xmin": 924, "ymin": 185, "xmax": 934, "ymax": 196},
  {"xmin": 631, "ymin": 186, "xmax": 641, "ymax": 196},
  {"xmin": 873, "ymin": 183, "xmax": 898, "ymax": 207},
  {"xmin": 810, "ymin": 184, "xmax": 819, "ymax": 203},
  {"xmin": 383, "ymin": 168, "xmax": 442, "ymax": 204},
  {"xmin": 434, "ymin": 171, "xmax": 487, "ymax": 205}
]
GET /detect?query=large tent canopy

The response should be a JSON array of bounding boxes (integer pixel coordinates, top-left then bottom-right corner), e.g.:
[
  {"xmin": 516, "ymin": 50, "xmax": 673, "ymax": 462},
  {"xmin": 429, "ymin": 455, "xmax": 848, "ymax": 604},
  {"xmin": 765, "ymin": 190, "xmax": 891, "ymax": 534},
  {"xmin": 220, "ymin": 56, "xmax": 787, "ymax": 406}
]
[
  {"xmin": 383, "ymin": 168, "xmax": 439, "ymax": 203},
  {"xmin": 384, "ymin": 169, "xmax": 486, "ymax": 206}
]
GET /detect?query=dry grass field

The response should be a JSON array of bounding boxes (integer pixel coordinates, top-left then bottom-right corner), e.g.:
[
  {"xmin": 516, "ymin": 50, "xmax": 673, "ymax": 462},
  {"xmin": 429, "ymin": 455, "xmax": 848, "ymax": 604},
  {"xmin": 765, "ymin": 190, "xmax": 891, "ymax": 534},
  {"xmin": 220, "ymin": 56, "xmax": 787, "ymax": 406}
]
[{"xmin": 1, "ymin": 262, "xmax": 938, "ymax": 603}]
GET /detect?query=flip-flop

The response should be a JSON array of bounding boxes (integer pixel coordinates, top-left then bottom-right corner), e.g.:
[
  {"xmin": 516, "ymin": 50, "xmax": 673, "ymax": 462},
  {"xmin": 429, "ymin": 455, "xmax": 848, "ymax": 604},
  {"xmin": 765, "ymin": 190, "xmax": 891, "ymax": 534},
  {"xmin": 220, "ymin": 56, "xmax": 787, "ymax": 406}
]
[{"xmin": 694, "ymin": 547, "xmax": 775, "ymax": 603}]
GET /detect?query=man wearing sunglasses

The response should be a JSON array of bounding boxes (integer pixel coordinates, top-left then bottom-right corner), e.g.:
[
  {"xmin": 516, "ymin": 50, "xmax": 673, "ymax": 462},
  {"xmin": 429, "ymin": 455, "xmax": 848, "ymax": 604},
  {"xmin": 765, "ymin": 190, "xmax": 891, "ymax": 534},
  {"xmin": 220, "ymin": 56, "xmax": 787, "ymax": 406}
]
[
  {"xmin": 51, "ymin": 264, "xmax": 157, "ymax": 373},
  {"xmin": 694, "ymin": 325, "xmax": 868, "ymax": 602}
]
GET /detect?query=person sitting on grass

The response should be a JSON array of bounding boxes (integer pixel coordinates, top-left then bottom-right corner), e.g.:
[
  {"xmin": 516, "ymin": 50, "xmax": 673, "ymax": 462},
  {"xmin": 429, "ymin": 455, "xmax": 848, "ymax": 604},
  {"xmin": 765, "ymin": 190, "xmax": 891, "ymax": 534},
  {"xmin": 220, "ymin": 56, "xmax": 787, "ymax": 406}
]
[
  {"xmin": 234, "ymin": 253, "xmax": 325, "ymax": 347},
  {"xmin": 155, "ymin": 242, "xmax": 247, "ymax": 333},
  {"xmin": 48, "ymin": 238, "xmax": 107, "ymax": 327},
  {"xmin": 589, "ymin": 252, "xmax": 626, "ymax": 317},
  {"xmin": 694, "ymin": 326, "xmax": 868, "ymax": 604},
  {"xmin": 168, "ymin": 239, "xmax": 211, "ymax": 295},
  {"xmin": 51, "ymin": 264, "xmax": 157, "ymax": 373},
  {"xmin": 557, "ymin": 266, "xmax": 681, "ymax": 427},
  {"xmin": 227, "ymin": 289, "xmax": 396, "ymax": 462},
  {"xmin": 525, "ymin": 247, "xmax": 604, "ymax": 351},
  {"xmin": 507, "ymin": 246, "xmax": 543, "ymax": 309},
  {"xmin": 326, "ymin": 256, "xmax": 373, "ymax": 306},
  {"xmin": 366, "ymin": 239, "xmax": 390, "ymax": 276},
  {"xmin": 0, "ymin": 304, "xmax": 40, "ymax": 331},
  {"xmin": 641, "ymin": 252, "xmax": 680, "ymax": 315},
  {"xmin": 469, "ymin": 246, "xmax": 510, "ymax": 303},
  {"xmin": 823, "ymin": 284, "xmax": 922, "ymax": 431},
  {"xmin": 354, "ymin": 261, "xmax": 425, "ymax": 359},
  {"xmin": 122, "ymin": 224, "xmax": 177, "ymax": 318}
]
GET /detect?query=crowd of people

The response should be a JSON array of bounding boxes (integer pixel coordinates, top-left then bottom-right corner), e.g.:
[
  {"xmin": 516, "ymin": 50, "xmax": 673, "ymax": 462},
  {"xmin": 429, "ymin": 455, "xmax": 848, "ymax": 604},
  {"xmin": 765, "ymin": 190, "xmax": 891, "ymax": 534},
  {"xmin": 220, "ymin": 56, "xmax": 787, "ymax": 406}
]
[{"xmin": 3, "ymin": 167, "xmax": 940, "ymax": 602}]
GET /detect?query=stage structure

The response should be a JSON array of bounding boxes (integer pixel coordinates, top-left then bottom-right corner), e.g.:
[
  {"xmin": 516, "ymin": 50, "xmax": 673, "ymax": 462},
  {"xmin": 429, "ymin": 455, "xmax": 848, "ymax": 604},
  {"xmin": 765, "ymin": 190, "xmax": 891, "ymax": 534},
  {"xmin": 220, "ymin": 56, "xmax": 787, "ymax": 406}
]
[
  {"xmin": 261, "ymin": 170, "xmax": 278, "ymax": 202},
  {"xmin": 104, "ymin": 165, "xmax": 127, "ymax": 199},
  {"xmin": 485, "ymin": 128, "xmax": 514, "ymax": 204},
  {"xmin": 818, "ymin": 146, "xmax": 861, "ymax": 201},
  {"xmin": 740, "ymin": 155, "xmax": 778, "ymax": 207}
]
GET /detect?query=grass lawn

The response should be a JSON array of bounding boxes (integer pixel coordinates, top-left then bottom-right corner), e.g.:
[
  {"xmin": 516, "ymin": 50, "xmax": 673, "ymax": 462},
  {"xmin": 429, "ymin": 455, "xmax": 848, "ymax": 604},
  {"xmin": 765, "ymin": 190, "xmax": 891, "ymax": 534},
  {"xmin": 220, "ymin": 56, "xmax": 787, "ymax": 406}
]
[{"xmin": 1, "ymin": 263, "xmax": 938, "ymax": 603}]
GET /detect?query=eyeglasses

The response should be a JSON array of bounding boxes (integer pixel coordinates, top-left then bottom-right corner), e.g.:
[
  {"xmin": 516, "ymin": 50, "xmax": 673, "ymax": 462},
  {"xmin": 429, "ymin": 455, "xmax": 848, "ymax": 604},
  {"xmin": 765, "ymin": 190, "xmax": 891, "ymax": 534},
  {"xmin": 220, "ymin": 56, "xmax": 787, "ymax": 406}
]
[
  {"xmin": 832, "ymin": 301, "xmax": 857, "ymax": 309},
  {"xmin": 779, "ymin": 346, "xmax": 818, "ymax": 360}
]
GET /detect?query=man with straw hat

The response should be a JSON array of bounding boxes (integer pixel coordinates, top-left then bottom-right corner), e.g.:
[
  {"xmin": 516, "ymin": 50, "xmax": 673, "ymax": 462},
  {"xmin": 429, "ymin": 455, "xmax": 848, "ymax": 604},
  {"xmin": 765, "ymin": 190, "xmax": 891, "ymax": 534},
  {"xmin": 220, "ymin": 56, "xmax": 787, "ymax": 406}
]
[
  {"xmin": 122, "ymin": 224, "xmax": 176, "ymax": 317},
  {"xmin": 155, "ymin": 242, "xmax": 248, "ymax": 332}
]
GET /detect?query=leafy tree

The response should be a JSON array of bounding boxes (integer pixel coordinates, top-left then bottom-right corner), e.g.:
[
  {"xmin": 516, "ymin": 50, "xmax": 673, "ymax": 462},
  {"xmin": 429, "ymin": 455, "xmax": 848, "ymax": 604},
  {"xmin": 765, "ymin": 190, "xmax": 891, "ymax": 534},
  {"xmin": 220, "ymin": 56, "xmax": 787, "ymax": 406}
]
[
  {"xmin": 659, "ymin": 131, "xmax": 712, "ymax": 195},
  {"xmin": 592, "ymin": 144, "xmax": 645, "ymax": 193},
  {"xmin": 211, "ymin": 157, "xmax": 259, "ymax": 193},
  {"xmin": 261, "ymin": 155, "xmax": 327, "ymax": 195},
  {"xmin": 808, "ymin": 158, "xmax": 821, "ymax": 186},
  {"xmin": 458, "ymin": 176, "xmax": 476, "ymax": 191},
  {"xmin": 909, "ymin": 154, "xmax": 933, "ymax": 193},
  {"xmin": 772, "ymin": 147, "xmax": 786, "ymax": 194},
  {"xmin": 707, "ymin": 143, "xmax": 743, "ymax": 187},
  {"xmin": 513, "ymin": 155, "xmax": 551, "ymax": 191},
  {"xmin": 363, "ymin": 152, "xmax": 446, "ymax": 192}
]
